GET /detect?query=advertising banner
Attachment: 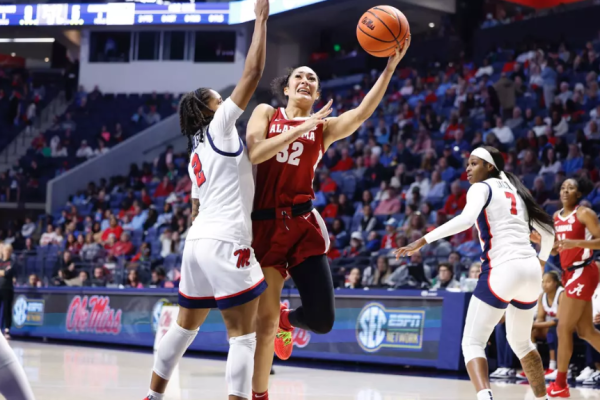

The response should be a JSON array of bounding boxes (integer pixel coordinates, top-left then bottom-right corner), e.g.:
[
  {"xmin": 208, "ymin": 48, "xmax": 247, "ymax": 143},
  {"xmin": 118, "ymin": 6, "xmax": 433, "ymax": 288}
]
[{"xmin": 11, "ymin": 288, "xmax": 468, "ymax": 370}]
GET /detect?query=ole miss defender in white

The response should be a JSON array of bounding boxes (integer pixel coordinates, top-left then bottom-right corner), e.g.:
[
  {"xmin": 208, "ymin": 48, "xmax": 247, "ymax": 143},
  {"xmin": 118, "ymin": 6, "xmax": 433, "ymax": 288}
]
[
  {"xmin": 396, "ymin": 146, "xmax": 555, "ymax": 400},
  {"xmin": 143, "ymin": 1, "xmax": 269, "ymax": 399}
]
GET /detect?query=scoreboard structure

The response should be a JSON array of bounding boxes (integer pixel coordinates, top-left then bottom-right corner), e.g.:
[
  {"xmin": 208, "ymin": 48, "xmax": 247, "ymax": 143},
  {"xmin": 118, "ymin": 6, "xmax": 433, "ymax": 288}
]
[{"xmin": 0, "ymin": 0, "xmax": 328, "ymax": 27}]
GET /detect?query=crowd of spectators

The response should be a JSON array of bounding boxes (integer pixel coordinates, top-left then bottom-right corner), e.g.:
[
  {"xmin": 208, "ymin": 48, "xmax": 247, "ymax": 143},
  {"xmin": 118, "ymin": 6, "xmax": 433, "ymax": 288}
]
[{"xmin": 0, "ymin": 86, "xmax": 178, "ymax": 203}]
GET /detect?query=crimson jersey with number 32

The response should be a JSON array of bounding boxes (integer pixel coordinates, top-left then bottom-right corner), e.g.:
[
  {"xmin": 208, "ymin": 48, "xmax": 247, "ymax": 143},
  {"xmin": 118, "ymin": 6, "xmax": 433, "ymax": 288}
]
[{"xmin": 253, "ymin": 107, "xmax": 324, "ymax": 210}]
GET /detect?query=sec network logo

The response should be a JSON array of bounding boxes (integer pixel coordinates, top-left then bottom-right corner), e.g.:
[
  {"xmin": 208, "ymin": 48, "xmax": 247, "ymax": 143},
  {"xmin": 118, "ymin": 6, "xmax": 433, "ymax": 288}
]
[
  {"xmin": 12, "ymin": 295, "xmax": 44, "ymax": 329},
  {"xmin": 356, "ymin": 303, "xmax": 425, "ymax": 353}
]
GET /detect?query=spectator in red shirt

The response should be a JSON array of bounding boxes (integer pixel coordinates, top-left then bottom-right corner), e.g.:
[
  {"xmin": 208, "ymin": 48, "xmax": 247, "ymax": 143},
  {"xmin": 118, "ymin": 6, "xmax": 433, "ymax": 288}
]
[
  {"xmin": 331, "ymin": 148, "xmax": 354, "ymax": 172},
  {"xmin": 380, "ymin": 218, "xmax": 398, "ymax": 250},
  {"xmin": 444, "ymin": 114, "xmax": 465, "ymax": 141},
  {"xmin": 154, "ymin": 176, "xmax": 174, "ymax": 198},
  {"xmin": 111, "ymin": 232, "xmax": 134, "ymax": 257},
  {"xmin": 442, "ymin": 181, "xmax": 467, "ymax": 216},
  {"xmin": 101, "ymin": 216, "xmax": 124, "ymax": 242},
  {"xmin": 104, "ymin": 233, "xmax": 117, "ymax": 251},
  {"xmin": 319, "ymin": 171, "xmax": 337, "ymax": 193},
  {"xmin": 140, "ymin": 188, "xmax": 152, "ymax": 206},
  {"xmin": 327, "ymin": 235, "xmax": 342, "ymax": 262},
  {"xmin": 321, "ymin": 196, "xmax": 339, "ymax": 219}
]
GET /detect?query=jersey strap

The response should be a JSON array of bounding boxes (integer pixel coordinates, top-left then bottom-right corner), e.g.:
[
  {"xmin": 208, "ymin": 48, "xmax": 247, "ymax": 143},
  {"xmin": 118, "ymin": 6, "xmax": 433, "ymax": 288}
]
[{"xmin": 206, "ymin": 130, "xmax": 244, "ymax": 157}]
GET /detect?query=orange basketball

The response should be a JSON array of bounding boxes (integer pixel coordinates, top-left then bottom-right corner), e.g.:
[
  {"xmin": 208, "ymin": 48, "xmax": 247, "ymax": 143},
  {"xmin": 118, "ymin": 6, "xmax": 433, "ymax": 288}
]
[{"xmin": 356, "ymin": 5, "xmax": 410, "ymax": 58}]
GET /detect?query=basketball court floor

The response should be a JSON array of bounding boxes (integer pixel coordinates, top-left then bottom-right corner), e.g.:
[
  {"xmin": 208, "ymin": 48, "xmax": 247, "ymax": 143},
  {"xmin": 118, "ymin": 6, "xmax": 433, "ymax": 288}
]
[{"xmin": 6, "ymin": 340, "xmax": 600, "ymax": 400}]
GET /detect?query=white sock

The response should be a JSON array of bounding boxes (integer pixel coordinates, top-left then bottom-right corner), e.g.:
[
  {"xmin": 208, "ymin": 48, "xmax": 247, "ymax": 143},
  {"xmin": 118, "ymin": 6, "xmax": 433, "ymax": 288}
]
[
  {"xmin": 146, "ymin": 390, "xmax": 165, "ymax": 400},
  {"xmin": 549, "ymin": 360, "xmax": 557, "ymax": 370},
  {"xmin": 226, "ymin": 332, "xmax": 256, "ymax": 398},
  {"xmin": 152, "ymin": 322, "xmax": 198, "ymax": 381},
  {"xmin": 476, "ymin": 389, "xmax": 493, "ymax": 400},
  {"xmin": 0, "ymin": 335, "xmax": 36, "ymax": 400}
]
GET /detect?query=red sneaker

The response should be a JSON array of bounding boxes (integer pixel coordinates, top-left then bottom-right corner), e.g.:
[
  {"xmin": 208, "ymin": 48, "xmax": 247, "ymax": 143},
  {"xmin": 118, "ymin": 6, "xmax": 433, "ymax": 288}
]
[
  {"xmin": 516, "ymin": 371, "xmax": 528, "ymax": 380},
  {"xmin": 274, "ymin": 304, "xmax": 294, "ymax": 360},
  {"xmin": 547, "ymin": 381, "xmax": 570, "ymax": 398}
]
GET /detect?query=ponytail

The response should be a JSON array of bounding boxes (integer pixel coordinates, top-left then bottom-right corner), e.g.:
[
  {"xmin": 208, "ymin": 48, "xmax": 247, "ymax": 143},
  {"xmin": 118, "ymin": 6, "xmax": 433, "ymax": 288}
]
[{"xmin": 483, "ymin": 146, "xmax": 554, "ymax": 234}]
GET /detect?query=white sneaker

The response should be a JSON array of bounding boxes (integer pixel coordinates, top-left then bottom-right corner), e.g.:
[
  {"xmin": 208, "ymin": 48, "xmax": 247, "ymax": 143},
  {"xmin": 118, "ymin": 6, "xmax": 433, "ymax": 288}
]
[
  {"xmin": 583, "ymin": 370, "xmax": 600, "ymax": 385},
  {"xmin": 546, "ymin": 369, "xmax": 572, "ymax": 381},
  {"xmin": 490, "ymin": 368, "xmax": 516, "ymax": 378},
  {"xmin": 577, "ymin": 367, "xmax": 595, "ymax": 383}
]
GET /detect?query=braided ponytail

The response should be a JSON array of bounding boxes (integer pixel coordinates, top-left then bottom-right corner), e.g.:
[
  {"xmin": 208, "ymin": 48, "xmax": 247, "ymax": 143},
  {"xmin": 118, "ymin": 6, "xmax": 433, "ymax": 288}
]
[{"xmin": 178, "ymin": 88, "xmax": 215, "ymax": 157}]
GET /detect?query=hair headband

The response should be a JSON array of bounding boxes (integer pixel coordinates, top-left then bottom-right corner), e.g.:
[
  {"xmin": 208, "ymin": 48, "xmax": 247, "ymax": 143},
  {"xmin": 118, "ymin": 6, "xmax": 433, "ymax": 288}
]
[{"xmin": 471, "ymin": 147, "xmax": 510, "ymax": 183}]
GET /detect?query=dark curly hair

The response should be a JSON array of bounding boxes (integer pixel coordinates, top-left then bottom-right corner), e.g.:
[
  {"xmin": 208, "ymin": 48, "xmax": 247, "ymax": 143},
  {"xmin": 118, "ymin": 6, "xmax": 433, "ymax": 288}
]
[
  {"xmin": 567, "ymin": 176, "xmax": 594, "ymax": 199},
  {"xmin": 178, "ymin": 88, "xmax": 214, "ymax": 155},
  {"xmin": 270, "ymin": 66, "xmax": 322, "ymax": 105}
]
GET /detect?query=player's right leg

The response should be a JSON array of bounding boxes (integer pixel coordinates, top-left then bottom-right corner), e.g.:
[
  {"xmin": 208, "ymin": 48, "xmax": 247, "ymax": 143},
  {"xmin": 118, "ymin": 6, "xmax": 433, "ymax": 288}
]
[
  {"xmin": 145, "ymin": 240, "xmax": 215, "ymax": 400},
  {"xmin": 252, "ymin": 267, "xmax": 285, "ymax": 400},
  {"xmin": 0, "ymin": 333, "xmax": 36, "ymax": 400}
]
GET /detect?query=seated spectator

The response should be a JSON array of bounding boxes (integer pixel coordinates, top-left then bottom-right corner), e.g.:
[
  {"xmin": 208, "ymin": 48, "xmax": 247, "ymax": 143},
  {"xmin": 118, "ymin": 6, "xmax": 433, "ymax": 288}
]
[
  {"xmin": 125, "ymin": 269, "xmax": 144, "ymax": 289},
  {"xmin": 406, "ymin": 170, "xmax": 430, "ymax": 203},
  {"xmin": 363, "ymin": 256, "xmax": 393, "ymax": 287},
  {"xmin": 365, "ymin": 231, "xmax": 381, "ymax": 252},
  {"xmin": 468, "ymin": 262, "xmax": 481, "ymax": 279},
  {"xmin": 505, "ymin": 107, "xmax": 524, "ymax": 130},
  {"xmin": 27, "ymin": 273, "xmax": 41, "ymax": 288},
  {"xmin": 91, "ymin": 266, "xmax": 107, "ymax": 287},
  {"xmin": 563, "ymin": 144, "xmax": 583, "ymax": 175},
  {"xmin": 532, "ymin": 177, "xmax": 550, "ymax": 204},
  {"xmin": 585, "ymin": 120, "xmax": 600, "ymax": 140},
  {"xmin": 432, "ymin": 263, "xmax": 460, "ymax": 290},
  {"xmin": 76, "ymin": 140, "xmax": 94, "ymax": 158},
  {"xmin": 359, "ymin": 205, "xmax": 377, "ymax": 232},
  {"xmin": 150, "ymin": 267, "xmax": 174, "ymax": 288},
  {"xmin": 380, "ymin": 218, "xmax": 398, "ymax": 250},
  {"xmin": 475, "ymin": 58, "xmax": 494, "ymax": 78},
  {"xmin": 539, "ymin": 147, "xmax": 562, "ymax": 175},
  {"xmin": 81, "ymin": 232, "xmax": 103, "ymax": 261},
  {"xmin": 56, "ymin": 250, "xmax": 77, "ymax": 274},
  {"xmin": 532, "ymin": 116, "xmax": 548, "ymax": 137},
  {"xmin": 439, "ymin": 157, "xmax": 457, "ymax": 183},
  {"xmin": 345, "ymin": 268, "xmax": 363, "ymax": 289},
  {"xmin": 374, "ymin": 189, "xmax": 401, "ymax": 216},
  {"xmin": 451, "ymin": 130, "xmax": 470, "ymax": 157},
  {"xmin": 145, "ymin": 106, "xmax": 162, "ymax": 125},
  {"xmin": 364, "ymin": 154, "xmax": 387, "ymax": 188},
  {"xmin": 321, "ymin": 195, "xmax": 339, "ymax": 219},
  {"xmin": 520, "ymin": 149, "xmax": 541, "ymax": 175},
  {"xmin": 21, "ymin": 217, "xmax": 35, "ymax": 238},
  {"xmin": 492, "ymin": 117, "xmax": 514, "ymax": 144},
  {"xmin": 337, "ymin": 194, "xmax": 354, "ymax": 217},
  {"xmin": 343, "ymin": 232, "xmax": 365, "ymax": 258},
  {"xmin": 131, "ymin": 107, "xmax": 147, "ymax": 125},
  {"xmin": 39, "ymin": 224, "xmax": 56, "ymax": 246},
  {"xmin": 327, "ymin": 237, "xmax": 342, "ymax": 262},
  {"xmin": 442, "ymin": 181, "xmax": 466, "ymax": 216},
  {"xmin": 111, "ymin": 232, "xmax": 134, "ymax": 257},
  {"xmin": 547, "ymin": 111, "xmax": 569, "ymax": 137},
  {"xmin": 427, "ymin": 170, "xmax": 447, "ymax": 200},
  {"xmin": 94, "ymin": 139, "xmax": 109, "ymax": 156},
  {"xmin": 102, "ymin": 216, "xmax": 123, "ymax": 243},
  {"xmin": 79, "ymin": 271, "xmax": 91, "ymax": 287},
  {"xmin": 331, "ymin": 148, "xmax": 354, "ymax": 171},
  {"xmin": 174, "ymin": 176, "xmax": 191, "ymax": 195},
  {"xmin": 160, "ymin": 228, "xmax": 174, "ymax": 258},
  {"xmin": 61, "ymin": 113, "xmax": 76, "ymax": 131},
  {"xmin": 330, "ymin": 218, "xmax": 348, "ymax": 248},
  {"xmin": 154, "ymin": 176, "xmax": 174, "ymax": 198}
]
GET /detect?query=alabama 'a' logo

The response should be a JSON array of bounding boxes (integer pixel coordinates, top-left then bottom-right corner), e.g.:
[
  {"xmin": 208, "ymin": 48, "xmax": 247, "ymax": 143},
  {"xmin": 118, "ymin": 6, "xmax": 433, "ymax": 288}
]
[{"xmin": 234, "ymin": 248, "xmax": 251, "ymax": 269}]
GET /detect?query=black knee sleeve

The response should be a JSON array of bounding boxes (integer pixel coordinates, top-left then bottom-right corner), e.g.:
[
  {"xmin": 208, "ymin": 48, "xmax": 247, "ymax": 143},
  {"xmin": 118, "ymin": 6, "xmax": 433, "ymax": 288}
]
[{"xmin": 287, "ymin": 255, "xmax": 335, "ymax": 334}]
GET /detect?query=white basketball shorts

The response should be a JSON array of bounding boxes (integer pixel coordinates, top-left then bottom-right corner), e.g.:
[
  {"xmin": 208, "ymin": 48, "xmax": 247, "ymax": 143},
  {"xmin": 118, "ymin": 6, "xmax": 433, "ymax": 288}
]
[
  {"xmin": 178, "ymin": 239, "xmax": 266, "ymax": 310},
  {"xmin": 473, "ymin": 256, "xmax": 542, "ymax": 310}
]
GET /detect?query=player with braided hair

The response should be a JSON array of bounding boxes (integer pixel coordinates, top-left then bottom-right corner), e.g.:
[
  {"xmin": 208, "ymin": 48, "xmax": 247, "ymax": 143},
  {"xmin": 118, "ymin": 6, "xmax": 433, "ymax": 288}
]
[{"xmin": 143, "ymin": 1, "xmax": 270, "ymax": 399}]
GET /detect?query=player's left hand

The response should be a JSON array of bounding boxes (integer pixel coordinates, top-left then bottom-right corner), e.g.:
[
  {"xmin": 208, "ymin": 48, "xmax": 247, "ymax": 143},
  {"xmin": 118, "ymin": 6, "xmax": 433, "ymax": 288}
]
[
  {"xmin": 387, "ymin": 35, "xmax": 411, "ymax": 70},
  {"xmin": 394, "ymin": 237, "xmax": 426, "ymax": 259},
  {"xmin": 558, "ymin": 240, "xmax": 577, "ymax": 250}
]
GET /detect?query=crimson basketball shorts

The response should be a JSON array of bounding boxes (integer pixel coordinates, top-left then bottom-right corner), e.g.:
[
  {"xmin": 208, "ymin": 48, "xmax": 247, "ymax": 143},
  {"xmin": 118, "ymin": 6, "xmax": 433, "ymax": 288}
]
[
  {"xmin": 252, "ymin": 209, "xmax": 329, "ymax": 278},
  {"xmin": 562, "ymin": 262, "xmax": 599, "ymax": 302}
]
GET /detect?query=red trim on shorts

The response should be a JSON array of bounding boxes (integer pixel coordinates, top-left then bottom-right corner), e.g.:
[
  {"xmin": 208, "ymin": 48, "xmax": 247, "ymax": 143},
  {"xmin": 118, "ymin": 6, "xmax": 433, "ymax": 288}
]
[
  {"xmin": 511, "ymin": 298, "xmax": 537, "ymax": 305},
  {"xmin": 487, "ymin": 268, "xmax": 509, "ymax": 303},
  {"xmin": 215, "ymin": 278, "xmax": 266, "ymax": 301},
  {"xmin": 178, "ymin": 291, "xmax": 215, "ymax": 300}
]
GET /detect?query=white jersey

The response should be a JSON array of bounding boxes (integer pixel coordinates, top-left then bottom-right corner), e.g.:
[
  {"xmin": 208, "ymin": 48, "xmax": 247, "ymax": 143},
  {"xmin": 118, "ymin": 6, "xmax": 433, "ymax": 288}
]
[
  {"xmin": 186, "ymin": 97, "xmax": 254, "ymax": 245},
  {"xmin": 542, "ymin": 287, "xmax": 564, "ymax": 322},
  {"xmin": 424, "ymin": 177, "xmax": 554, "ymax": 270},
  {"xmin": 475, "ymin": 177, "xmax": 537, "ymax": 268}
]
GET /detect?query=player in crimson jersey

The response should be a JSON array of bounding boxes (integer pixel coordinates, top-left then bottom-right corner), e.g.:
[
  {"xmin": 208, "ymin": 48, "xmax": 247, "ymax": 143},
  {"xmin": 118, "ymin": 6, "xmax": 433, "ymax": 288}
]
[
  {"xmin": 245, "ymin": 38, "xmax": 411, "ymax": 400},
  {"xmin": 544, "ymin": 177, "xmax": 600, "ymax": 398}
]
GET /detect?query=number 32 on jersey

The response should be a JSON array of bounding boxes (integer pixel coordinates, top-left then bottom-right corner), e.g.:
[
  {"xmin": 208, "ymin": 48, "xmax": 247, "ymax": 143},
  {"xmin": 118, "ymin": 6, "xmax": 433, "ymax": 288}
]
[{"xmin": 276, "ymin": 142, "xmax": 304, "ymax": 166}]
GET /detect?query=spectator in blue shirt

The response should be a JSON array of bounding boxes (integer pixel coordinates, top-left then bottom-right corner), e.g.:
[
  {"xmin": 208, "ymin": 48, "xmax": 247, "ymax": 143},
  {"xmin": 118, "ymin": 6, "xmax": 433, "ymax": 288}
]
[
  {"xmin": 563, "ymin": 143, "xmax": 583, "ymax": 175},
  {"xmin": 450, "ymin": 131, "xmax": 470, "ymax": 159},
  {"xmin": 380, "ymin": 144, "xmax": 394, "ymax": 167},
  {"xmin": 439, "ymin": 157, "xmax": 457, "ymax": 182},
  {"xmin": 542, "ymin": 59, "xmax": 557, "ymax": 109}
]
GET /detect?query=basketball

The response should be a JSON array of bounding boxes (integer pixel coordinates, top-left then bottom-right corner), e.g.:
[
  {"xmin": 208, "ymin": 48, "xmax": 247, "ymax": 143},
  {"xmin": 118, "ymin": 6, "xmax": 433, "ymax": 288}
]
[{"xmin": 356, "ymin": 5, "xmax": 410, "ymax": 58}]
